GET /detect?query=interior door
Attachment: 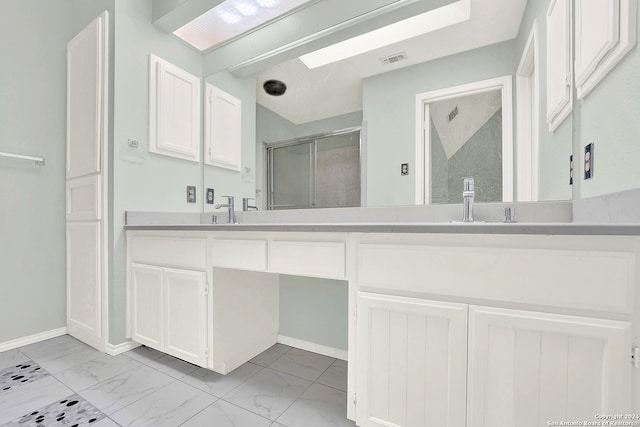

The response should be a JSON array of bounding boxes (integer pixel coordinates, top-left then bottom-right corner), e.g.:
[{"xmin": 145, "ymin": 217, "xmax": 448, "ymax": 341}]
[{"xmin": 66, "ymin": 11, "xmax": 108, "ymax": 351}]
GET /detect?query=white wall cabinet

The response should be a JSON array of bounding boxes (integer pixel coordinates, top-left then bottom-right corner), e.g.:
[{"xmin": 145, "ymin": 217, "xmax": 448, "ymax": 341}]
[
  {"xmin": 130, "ymin": 263, "xmax": 207, "ymax": 366},
  {"xmin": 575, "ymin": 0, "xmax": 638, "ymax": 98},
  {"xmin": 149, "ymin": 54, "xmax": 201, "ymax": 162},
  {"xmin": 546, "ymin": 0, "xmax": 573, "ymax": 132},
  {"xmin": 205, "ymin": 83, "xmax": 242, "ymax": 171},
  {"xmin": 467, "ymin": 306, "xmax": 631, "ymax": 427},
  {"xmin": 356, "ymin": 292, "xmax": 468, "ymax": 427}
]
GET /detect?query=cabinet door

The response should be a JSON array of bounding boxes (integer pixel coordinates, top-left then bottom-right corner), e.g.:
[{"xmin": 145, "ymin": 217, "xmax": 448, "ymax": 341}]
[
  {"xmin": 356, "ymin": 292, "xmax": 467, "ymax": 427},
  {"xmin": 546, "ymin": 0, "xmax": 573, "ymax": 131},
  {"xmin": 130, "ymin": 264, "xmax": 164, "ymax": 349},
  {"xmin": 67, "ymin": 222, "xmax": 102, "ymax": 348},
  {"xmin": 164, "ymin": 268, "xmax": 207, "ymax": 366},
  {"xmin": 205, "ymin": 83, "xmax": 242, "ymax": 171},
  {"xmin": 467, "ymin": 306, "xmax": 631, "ymax": 427},
  {"xmin": 149, "ymin": 54, "xmax": 201, "ymax": 162}
]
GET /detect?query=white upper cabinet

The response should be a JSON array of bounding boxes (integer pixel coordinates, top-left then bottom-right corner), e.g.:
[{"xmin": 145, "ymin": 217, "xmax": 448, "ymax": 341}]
[
  {"xmin": 205, "ymin": 83, "xmax": 242, "ymax": 171},
  {"xmin": 575, "ymin": 0, "xmax": 637, "ymax": 98},
  {"xmin": 546, "ymin": 0, "xmax": 573, "ymax": 132},
  {"xmin": 149, "ymin": 54, "xmax": 201, "ymax": 162}
]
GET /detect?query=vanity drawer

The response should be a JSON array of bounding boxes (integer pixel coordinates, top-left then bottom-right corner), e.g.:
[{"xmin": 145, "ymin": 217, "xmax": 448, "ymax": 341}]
[
  {"xmin": 270, "ymin": 240, "xmax": 346, "ymax": 279},
  {"xmin": 130, "ymin": 236, "xmax": 207, "ymax": 270},
  {"xmin": 357, "ymin": 243, "xmax": 635, "ymax": 313},
  {"xmin": 212, "ymin": 239, "xmax": 267, "ymax": 271}
]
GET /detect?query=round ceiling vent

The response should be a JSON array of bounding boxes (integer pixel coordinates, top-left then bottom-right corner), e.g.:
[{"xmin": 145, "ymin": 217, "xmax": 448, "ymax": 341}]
[{"xmin": 263, "ymin": 79, "xmax": 287, "ymax": 96}]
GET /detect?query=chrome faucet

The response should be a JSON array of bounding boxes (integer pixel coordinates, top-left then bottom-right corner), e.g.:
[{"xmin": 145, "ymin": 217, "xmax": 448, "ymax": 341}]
[
  {"xmin": 214, "ymin": 196, "xmax": 235, "ymax": 224},
  {"xmin": 462, "ymin": 177, "xmax": 475, "ymax": 222},
  {"xmin": 242, "ymin": 197, "xmax": 258, "ymax": 211}
]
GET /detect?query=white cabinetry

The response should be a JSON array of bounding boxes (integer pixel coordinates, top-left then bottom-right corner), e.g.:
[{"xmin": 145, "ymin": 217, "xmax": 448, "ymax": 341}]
[
  {"xmin": 205, "ymin": 83, "xmax": 242, "ymax": 171},
  {"xmin": 130, "ymin": 263, "xmax": 207, "ymax": 366},
  {"xmin": 149, "ymin": 54, "xmax": 201, "ymax": 162},
  {"xmin": 356, "ymin": 292, "xmax": 467, "ymax": 427},
  {"xmin": 575, "ymin": 0, "xmax": 637, "ymax": 98},
  {"xmin": 546, "ymin": 0, "xmax": 573, "ymax": 131},
  {"xmin": 467, "ymin": 306, "xmax": 631, "ymax": 427}
]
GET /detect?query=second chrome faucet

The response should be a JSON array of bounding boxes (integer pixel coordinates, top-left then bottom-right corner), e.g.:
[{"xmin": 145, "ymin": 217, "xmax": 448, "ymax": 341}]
[
  {"xmin": 462, "ymin": 177, "xmax": 475, "ymax": 222},
  {"xmin": 214, "ymin": 196, "xmax": 235, "ymax": 224}
]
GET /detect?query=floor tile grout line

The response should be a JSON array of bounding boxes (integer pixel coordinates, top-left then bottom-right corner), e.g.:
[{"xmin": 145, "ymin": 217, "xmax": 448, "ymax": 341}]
[
  {"xmin": 175, "ymin": 363, "xmax": 266, "ymax": 400},
  {"xmin": 50, "ymin": 364, "xmax": 141, "ymax": 394},
  {"xmin": 175, "ymin": 396, "xmax": 221, "ymax": 427}
]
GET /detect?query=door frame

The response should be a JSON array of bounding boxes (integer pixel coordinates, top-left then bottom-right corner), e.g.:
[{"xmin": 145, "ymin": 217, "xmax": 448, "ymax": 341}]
[{"xmin": 414, "ymin": 75, "xmax": 513, "ymax": 204}]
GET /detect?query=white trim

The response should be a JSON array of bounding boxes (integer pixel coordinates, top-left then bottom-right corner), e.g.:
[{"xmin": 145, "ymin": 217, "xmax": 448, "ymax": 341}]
[
  {"xmin": 415, "ymin": 75, "xmax": 514, "ymax": 204},
  {"xmin": 516, "ymin": 21, "xmax": 540, "ymax": 202},
  {"xmin": 105, "ymin": 340, "xmax": 141, "ymax": 356},
  {"xmin": 277, "ymin": 335, "xmax": 348, "ymax": 361},
  {"xmin": 0, "ymin": 328, "xmax": 67, "ymax": 353}
]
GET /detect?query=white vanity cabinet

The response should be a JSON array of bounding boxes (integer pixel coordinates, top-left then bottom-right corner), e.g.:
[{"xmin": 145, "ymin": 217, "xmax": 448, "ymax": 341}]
[
  {"xmin": 356, "ymin": 292, "xmax": 468, "ymax": 427},
  {"xmin": 353, "ymin": 234, "xmax": 638, "ymax": 426},
  {"xmin": 128, "ymin": 234, "xmax": 209, "ymax": 366},
  {"xmin": 467, "ymin": 306, "xmax": 631, "ymax": 427},
  {"xmin": 130, "ymin": 264, "xmax": 207, "ymax": 366}
]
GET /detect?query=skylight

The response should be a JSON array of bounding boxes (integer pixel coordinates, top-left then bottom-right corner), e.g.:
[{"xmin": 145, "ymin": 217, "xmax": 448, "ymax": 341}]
[
  {"xmin": 173, "ymin": 0, "xmax": 311, "ymax": 51},
  {"xmin": 299, "ymin": 0, "xmax": 471, "ymax": 69}
]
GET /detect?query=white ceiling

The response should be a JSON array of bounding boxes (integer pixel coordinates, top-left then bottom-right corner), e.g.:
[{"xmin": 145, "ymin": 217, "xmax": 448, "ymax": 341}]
[{"xmin": 256, "ymin": 0, "xmax": 527, "ymax": 125}]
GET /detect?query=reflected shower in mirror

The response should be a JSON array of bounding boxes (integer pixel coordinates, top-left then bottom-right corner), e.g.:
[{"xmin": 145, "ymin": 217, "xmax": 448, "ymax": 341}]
[
  {"xmin": 266, "ymin": 128, "xmax": 361, "ymax": 210},
  {"xmin": 429, "ymin": 90, "xmax": 502, "ymax": 204}
]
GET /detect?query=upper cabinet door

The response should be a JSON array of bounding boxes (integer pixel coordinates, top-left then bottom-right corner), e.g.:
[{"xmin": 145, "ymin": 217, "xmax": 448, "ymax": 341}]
[
  {"xmin": 546, "ymin": 0, "xmax": 573, "ymax": 132},
  {"xmin": 575, "ymin": 0, "xmax": 637, "ymax": 98},
  {"xmin": 149, "ymin": 55, "xmax": 201, "ymax": 162},
  {"xmin": 67, "ymin": 13, "xmax": 106, "ymax": 178},
  {"xmin": 205, "ymin": 83, "xmax": 242, "ymax": 171}
]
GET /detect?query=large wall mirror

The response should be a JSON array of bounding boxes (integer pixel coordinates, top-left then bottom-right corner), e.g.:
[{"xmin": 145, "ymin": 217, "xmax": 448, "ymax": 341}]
[{"xmin": 196, "ymin": 0, "xmax": 640, "ymax": 212}]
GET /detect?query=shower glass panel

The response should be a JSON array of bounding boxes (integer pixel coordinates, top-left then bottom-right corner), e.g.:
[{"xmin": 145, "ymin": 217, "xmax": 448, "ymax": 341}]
[
  {"xmin": 266, "ymin": 128, "xmax": 360, "ymax": 210},
  {"xmin": 270, "ymin": 141, "xmax": 313, "ymax": 209}
]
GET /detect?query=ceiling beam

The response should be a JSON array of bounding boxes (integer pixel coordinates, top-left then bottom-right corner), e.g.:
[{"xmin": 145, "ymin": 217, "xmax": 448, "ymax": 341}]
[{"xmin": 152, "ymin": 0, "xmax": 224, "ymax": 33}]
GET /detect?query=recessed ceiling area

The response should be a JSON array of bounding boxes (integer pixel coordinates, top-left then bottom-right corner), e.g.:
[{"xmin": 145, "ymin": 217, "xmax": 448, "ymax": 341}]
[
  {"xmin": 257, "ymin": 0, "xmax": 527, "ymax": 125},
  {"xmin": 173, "ymin": 0, "xmax": 313, "ymax": 51}
]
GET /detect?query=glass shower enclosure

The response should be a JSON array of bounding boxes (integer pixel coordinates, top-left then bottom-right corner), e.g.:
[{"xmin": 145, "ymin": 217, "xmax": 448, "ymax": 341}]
[{"xmin": 265, "ymin": 128, "xmax": 361, "ymax": 210}]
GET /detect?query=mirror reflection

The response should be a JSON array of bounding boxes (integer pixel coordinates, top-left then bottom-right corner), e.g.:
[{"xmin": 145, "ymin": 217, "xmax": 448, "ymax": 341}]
[{"xmin": 203, "ymin": 0, "xmax": 582, "ymax": 211}]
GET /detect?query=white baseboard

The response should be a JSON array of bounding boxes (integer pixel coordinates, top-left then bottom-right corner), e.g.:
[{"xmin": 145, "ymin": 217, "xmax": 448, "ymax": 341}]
[
  {"xmin": 277, "ymin": 335, "xmax": 348, "ymax": 361},
  {"xmin": 105, "ymin": 341, "xmax": 141, "ymax": 356},
  {"xmin": 0, "ymin": 327, "xmax": 68, "ymax": 353}
]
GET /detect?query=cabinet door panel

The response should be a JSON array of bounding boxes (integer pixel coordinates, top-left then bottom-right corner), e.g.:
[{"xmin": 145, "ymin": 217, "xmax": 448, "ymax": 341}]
[
  {"xmin": 468, "ymin": 306, "xmax": 631, "ymax": 427},
  {"xmin": 357, "ymin": 292, "xmax": 467, "ymax": 427},
  {"xmin": 546, "ymin": 0, "xmax": 573, "ymax": 131},
  {"xmin": 67, "ymin": 222, "xmax": 101, "ymax": 343},
  {"xmin": 205, "ymin": 83, "xmax": 242, "ymax": 171},
  {"xmin": 130, "ymin": 264, "xmax": 163, "ymax": 349},
  {"xmin": 164, "ymin": 269, "xmax": 207, "ymax": 366}
]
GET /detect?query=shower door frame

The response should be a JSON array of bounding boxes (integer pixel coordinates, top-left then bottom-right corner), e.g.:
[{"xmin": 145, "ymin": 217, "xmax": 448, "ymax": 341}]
[{"xmin": 264, "ymin": 126, "xmax": 362, "ymax": 210}]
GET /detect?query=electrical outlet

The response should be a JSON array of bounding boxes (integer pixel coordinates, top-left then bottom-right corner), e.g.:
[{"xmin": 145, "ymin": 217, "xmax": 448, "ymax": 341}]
[
  {"xmin": 401, "ymin": 163, "xmax": 409, "ymax": 176},
  {"xmin": 187, "ymin": 186, "xmax": 196, "ymax": 203},
  {"xmin": 584, "ymin": 143, "xmax": 594, "ymax": 180},
  {"xmin": 206, "ymin": 188, "xmax": 215, "ymax": 204},
  {"xmin": 569, "ymin": 154, "xmax": 573, "ymax": 185}
]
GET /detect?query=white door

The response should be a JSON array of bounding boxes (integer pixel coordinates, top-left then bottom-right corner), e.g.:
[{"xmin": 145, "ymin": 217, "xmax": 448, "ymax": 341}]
[
  {"xmin": 130, "ymin": 264, "xmax": 164, "ymax": 350},
  {"xmin": 356, "ymin": 292, "xmax": 468, "ymax": 427},
  {"xmin": 164, "ymin": 268, "xmax": 207, "ymax": 365},
  {"xmin": 66, "ymin": 222, "xmax": 101, "ymax": 348},
  {"xmin": 66, "ymin": 11, "xmax": 108, "ymax": 351},
  {"xmin": 467, "ymin": 306, "xmax": 632, "ymax": 427}
]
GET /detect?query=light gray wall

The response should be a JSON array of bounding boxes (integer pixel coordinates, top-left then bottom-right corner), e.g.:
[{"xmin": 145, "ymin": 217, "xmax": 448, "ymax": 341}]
[
  {"xmin": 573, "ymin": 4, "xmax": 640, "ymax": 199},
  {"xmin": 363, "ymin": 40, "xmax": 518, "ymax": 207},
  {"xmin": 279, "ymin": 276, "xmax": 348, "ymax": 351},
  {"xmin": 203, "ymin": 70, "xmax": 258, "ymax": 215},
  {"xmin": 0, "ymin": 1, "xmax": 73, "ymax": 342},
  {"xmin": 111, "ymin": 0, "xmax": 204, "ymax": 343},
  {"xmin": 514, "ymin": 0, "xmax": 572, "ymax": 201}
]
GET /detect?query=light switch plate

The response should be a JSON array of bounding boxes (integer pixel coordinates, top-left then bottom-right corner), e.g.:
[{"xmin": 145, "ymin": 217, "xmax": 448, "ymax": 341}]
[
  {"xmin": 187, "ymin": 186, "xmax": 196, "ymax": 203},
  {"xmin": 401, "ymin": 163, "xmax": 409, "ymax": 176},
  {"xmin": 584, "ymin": 143, "xmax": 594, "ymax": 180},
  {"xmin": 569, "ymin": 154, "xmax": 573, "ymax": 185}
]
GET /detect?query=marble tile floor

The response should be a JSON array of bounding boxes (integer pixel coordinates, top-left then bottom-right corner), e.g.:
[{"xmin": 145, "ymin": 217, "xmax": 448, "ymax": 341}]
[{"xmin": 0, "ymin": 335, "xmax": 355, "ymax": 427}]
